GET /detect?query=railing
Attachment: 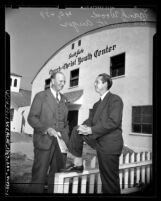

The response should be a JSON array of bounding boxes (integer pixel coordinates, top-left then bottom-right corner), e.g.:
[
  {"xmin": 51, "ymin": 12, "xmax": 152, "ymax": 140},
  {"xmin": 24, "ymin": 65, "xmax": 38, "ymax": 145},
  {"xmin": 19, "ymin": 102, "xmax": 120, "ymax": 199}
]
[{"xmin": 54, "ymin": 151, "xmax": 152, "ymax": 194}]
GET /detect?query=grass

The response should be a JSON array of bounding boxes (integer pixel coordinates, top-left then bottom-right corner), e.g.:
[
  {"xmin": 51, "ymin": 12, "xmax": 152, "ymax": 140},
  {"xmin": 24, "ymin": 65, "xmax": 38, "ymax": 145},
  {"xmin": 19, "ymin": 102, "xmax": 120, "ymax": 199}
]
[
  {"xmin": 10, "ymin": 145, "xmax": 134, "ymax": 183},
  {"xmin": 10, "ymin": 132, "xmax": 32, "ymax": 143},
  {"xmin": 9, "ymin": 153, "xmax": 33, "ymax": 194},
  {"xmin": 9, "ymin": 132, "xmax": 135, "ymax": 194},
  {"xmin": 10, "ymin": 153, "xmax": 32, "ymax": 183}
]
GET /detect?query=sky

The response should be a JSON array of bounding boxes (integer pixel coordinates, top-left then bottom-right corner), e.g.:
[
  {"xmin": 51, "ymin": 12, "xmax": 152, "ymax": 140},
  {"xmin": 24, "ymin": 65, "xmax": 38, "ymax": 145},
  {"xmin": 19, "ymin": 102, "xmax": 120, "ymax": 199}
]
[{"xmin": 5, "ymin": 6, "xmax": 156, "ymax": 91}]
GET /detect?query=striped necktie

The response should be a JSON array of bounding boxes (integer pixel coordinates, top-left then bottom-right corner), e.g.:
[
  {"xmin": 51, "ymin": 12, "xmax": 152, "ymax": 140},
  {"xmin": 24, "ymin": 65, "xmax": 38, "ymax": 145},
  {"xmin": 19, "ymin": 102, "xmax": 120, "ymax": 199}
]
[{"xmin": 56, "ymin": 92, "xmax": 60, "ymax": 103}]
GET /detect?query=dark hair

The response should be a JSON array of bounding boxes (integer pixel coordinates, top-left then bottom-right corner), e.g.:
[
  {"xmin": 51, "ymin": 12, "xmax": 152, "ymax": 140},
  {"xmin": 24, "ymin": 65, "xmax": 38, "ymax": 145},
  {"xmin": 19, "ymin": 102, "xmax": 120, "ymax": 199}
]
[{"xmin": 98, "ymin": 73, "xmax": 113, "ymax": 89}]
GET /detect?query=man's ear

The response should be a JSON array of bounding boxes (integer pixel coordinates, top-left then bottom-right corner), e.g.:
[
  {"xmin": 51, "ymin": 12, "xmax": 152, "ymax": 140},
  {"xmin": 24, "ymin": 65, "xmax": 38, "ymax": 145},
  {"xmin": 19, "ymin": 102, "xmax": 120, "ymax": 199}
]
[{"xmin": 105, "ymin": 82, "xmax": 108, "ymax": 89}]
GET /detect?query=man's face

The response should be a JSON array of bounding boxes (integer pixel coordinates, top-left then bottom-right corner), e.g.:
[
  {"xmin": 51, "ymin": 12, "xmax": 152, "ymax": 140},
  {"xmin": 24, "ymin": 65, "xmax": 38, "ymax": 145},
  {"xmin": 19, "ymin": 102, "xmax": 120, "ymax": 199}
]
[
  {"xmin": 51, "ymin": 73, "xmax": 66, "ymax": 92},
  {"xmin": 94, "ymin": 76, "xmax": 107, "ymax": 93}
]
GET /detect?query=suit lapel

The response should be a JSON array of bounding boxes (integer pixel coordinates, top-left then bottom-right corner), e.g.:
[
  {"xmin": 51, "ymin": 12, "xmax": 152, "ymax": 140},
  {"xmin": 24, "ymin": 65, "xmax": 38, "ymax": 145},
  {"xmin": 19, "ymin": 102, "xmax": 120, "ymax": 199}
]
[
  {"xmin": 45, "ymin": 89, "xmax": 57, "ymax": 113},
  {"xmin": 93, "ymin": 92, "xmax": 111, "ymax": 123}
]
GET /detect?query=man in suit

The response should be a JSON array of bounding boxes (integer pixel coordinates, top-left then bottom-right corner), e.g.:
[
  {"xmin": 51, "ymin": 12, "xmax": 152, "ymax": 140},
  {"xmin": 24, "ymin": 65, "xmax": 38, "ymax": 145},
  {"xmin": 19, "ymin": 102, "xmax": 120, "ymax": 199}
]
[
  {"xmin": 27, "ymin": 71, "xmax": 69, "ymax": 193},
  {"xmin": 62, "ymin": 73, "xmax": 124, "ymax": 194}
]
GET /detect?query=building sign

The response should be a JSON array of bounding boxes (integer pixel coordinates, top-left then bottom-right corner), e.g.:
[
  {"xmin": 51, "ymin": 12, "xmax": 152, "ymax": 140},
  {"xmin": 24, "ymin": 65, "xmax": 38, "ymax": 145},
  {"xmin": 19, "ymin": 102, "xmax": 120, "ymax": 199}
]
[
  {"xmin": 69, "ymin": 48, "xmax": 84, "ymax": 59},
  {"xmin": 50, "ymin": 44, "xmax": 116, "ymax": 73}
]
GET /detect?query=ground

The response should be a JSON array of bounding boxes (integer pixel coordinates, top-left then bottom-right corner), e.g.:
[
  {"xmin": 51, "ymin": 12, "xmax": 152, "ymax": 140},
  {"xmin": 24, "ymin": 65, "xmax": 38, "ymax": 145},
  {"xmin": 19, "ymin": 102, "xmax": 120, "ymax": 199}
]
[{"xmin": 9, "ymin": 132, "xmax": 135, "ymax": 194}]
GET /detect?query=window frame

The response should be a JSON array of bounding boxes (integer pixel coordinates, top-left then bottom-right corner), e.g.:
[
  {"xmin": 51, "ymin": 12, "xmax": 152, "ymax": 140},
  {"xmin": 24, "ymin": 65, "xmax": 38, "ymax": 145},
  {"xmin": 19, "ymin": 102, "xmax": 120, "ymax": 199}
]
[
  {"xmin": 78, "ymin": 40, "xmax": 81, "ymax": 46},
  {"xmin": 44, "ymin": 78, "xmax": 51, "ymax": 90},
  {"xmin": 70, "ymin": 68, "xmax": 79, "ymax": 88},
  {"xmin": 110, "ymin": 52, "xmax": 125, "ymax": 78},
  {"xmin": 72, "ymin": 43, "xmax": 75, "ymax": 50},
  {"xmin": 14, "ymin": 79, "xmax": 17, "ymax": 87},
  {"xmin": 131, "ymin": 105, "xmax": 153, "ymax": 135}
]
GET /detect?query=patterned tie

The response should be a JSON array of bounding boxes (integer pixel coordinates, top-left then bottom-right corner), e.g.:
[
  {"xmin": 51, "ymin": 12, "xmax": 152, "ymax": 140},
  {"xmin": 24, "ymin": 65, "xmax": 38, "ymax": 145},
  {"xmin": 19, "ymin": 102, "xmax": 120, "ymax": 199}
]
[
  {"xmin": 98, "ymin": 98, "xmax": 102, "ymax": 103},
  {"xmin": 56, "ymin": 92, "xmax": 60, "ymax": 103}
]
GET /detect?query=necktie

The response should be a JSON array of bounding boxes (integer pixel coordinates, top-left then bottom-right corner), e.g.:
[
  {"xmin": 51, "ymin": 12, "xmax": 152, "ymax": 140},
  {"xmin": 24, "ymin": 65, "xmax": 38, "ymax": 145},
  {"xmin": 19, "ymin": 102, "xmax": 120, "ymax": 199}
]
[
  {"xmin": 56, "ymin": 92, "xmax": 60, "ymax": 103},
  {"xmin": 98, "ymin": 98, "xmax": 102, "ymax": 105}
]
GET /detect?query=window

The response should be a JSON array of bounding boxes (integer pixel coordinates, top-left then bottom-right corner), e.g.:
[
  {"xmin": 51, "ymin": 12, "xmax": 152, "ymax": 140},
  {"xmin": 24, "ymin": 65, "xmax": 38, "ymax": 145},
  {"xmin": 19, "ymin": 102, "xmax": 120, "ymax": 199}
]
[
  {"xmin": 45, "ymin": 78, "xmax": 50, "ymax": 90},
  {"xmin": 78, "ymin": 40, "xmax": 81, "ymax": 46},
  {"xmin": 70, "ymin": 69, "xmax": 79, "ymax": 87},
  {"xmin": 14, "ymin": 79, "xmax": 17, "ymax": 87},
  {"xmin": 72, "ymin": 43, "xmax": 74, "ymax": 49},
  {"xmin": 10, "ymin": 109, "xmax": 14, "ymax": 121},
  {"xmin": 132, "ymin": 105, "xmax": 153, "ymax": 134},
  {"xmin": 110, "ymin": 53, "xmax": 125, "ymax": 78}
]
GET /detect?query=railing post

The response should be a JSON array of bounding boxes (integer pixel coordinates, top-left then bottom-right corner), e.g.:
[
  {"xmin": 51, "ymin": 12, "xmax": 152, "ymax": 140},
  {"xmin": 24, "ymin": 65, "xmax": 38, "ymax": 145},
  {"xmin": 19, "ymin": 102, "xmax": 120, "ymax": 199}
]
[
  {"xmin": 72, "ymin": 177, "xmax": 79, "ymax": 193},
  {"xmin": 81, "ymin": 175, "xmax": 87, "ymax": 193},
  {"xmin": 54, "ymin": 173, "xmax": 65, "ymax": 193},
  {"xmin": 97, "ymin": 173, "xmax": 102, "ymax": 193},
  {"xmin": 130, "ymin": 153, "xmax": 135, "ymax": 187},
  {"xmin": 63, "ymin": 177, "xmax": 70, "ymax": 193},
  {"xmin": 146, "ymin": 152, "xmax": 151, "ymax": 183},
  {"xmin": 89, "ymin": 156, "xmax": 97, "ymax": 193},
  {"xmin": 124, "ymin": 153, "xmax": 130, "ymax": 189},
  {"xmin": 89, "ymin": 174, "xmax": 95, "ymax": 193},
  {"xmin": 150, "ymin": 152, "xmax": 152, "ymax": 182},
  {"xmin": 136, "ymin": 152, "xmax": 141, "ymax": 185},
  {"xmin": 141, "ymin": 152, "xmax": 146, "ymax": 183},
  {"xmin": 119, "ymin": 154, "xmax": 123, "ymax": 190}
]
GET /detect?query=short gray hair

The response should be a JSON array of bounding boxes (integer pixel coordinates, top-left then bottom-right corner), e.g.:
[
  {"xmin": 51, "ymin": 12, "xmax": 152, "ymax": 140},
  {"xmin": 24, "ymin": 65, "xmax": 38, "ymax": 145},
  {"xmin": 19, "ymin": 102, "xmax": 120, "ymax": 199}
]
[{"xmin": 50, "ymin": 71, "xmax": 64, "ymax": 80}]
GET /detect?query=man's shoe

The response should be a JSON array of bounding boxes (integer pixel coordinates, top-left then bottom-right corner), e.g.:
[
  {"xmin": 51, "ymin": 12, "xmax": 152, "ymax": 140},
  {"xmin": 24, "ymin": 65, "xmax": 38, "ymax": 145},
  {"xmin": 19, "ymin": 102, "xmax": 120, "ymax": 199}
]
[{"xmin": 60, "ymin": 164, "xmax": 84, "ymax": 173}]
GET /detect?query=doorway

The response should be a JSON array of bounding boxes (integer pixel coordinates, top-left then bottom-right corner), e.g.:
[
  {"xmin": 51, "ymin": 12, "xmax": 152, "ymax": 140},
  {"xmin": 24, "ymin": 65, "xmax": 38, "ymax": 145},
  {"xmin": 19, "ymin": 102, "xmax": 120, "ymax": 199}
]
[{"xmin": 67, "ymin": 110, "xmax": 78, "ymax": 137}]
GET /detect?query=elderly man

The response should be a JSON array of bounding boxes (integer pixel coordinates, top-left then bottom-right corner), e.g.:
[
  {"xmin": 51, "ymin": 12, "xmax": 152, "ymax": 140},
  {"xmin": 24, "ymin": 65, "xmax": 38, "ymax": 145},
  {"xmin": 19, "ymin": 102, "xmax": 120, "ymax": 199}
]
[{"xmin": 28, "ymin": 71, "xmax": 69, "ymax": 193}]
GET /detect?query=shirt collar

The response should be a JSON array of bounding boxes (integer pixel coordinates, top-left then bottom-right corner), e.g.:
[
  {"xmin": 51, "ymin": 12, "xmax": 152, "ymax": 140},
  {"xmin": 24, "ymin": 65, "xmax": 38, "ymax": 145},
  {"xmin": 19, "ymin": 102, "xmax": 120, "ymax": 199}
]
[
  {"xmin": 50, "ymin": 87, "xmax": 61, "ymax": 100},
  {"xmin": 100, "ymin": 90, "xmax": 109, "ymax": 101}
]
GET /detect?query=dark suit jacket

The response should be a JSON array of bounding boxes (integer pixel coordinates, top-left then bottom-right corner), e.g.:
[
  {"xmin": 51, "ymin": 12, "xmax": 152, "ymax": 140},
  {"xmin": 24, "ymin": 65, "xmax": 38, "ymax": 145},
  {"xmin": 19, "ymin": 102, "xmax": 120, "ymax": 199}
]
[
  {"xmin": 83, "ymin": 92, "xmax": 124, "ymax": 155},
  {"xmin": 28, "ymin": 89, "xmax": 69, "ymax": 150}
]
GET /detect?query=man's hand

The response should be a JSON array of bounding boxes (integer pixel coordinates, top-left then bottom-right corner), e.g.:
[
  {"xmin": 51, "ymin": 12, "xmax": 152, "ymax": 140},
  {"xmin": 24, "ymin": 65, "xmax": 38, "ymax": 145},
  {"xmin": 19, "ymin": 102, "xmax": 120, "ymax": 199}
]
[
  {"xmin": 77, "ymin": 125, "xmax": 92, "ymax": 135},
  {"xmin": 46, "ymin": 128, "xmax": 61, "ymax": 138}
]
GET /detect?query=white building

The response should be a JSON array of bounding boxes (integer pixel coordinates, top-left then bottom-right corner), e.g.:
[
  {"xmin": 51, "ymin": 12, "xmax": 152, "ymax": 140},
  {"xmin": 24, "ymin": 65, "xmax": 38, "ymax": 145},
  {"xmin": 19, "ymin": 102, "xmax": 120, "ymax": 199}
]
[
  {"xmin": 10, "ymin": 73, "xmax": 33, "ymax": 134},
  {"xmin": 30, "ymin": 21, "xmax": 156, "ymax": 152}
]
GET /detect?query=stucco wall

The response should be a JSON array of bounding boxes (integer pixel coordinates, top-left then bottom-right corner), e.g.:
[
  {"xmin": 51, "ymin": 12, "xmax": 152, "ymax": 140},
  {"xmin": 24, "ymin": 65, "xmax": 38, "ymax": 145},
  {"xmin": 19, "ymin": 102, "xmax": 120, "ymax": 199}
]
[
  {"xmin": 31, "ymin": 23, "xmax": 155, "ymax": 151},
  {"xmin": 10, "ymin": 109, "xmax": 22, "ymax": 132}
]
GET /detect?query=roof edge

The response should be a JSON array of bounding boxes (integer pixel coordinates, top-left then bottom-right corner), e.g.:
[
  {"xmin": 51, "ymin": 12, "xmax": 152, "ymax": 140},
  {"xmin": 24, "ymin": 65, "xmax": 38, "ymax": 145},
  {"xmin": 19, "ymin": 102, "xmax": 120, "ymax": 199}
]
[
  {"xmin": 11, "ymin": 73, "xmax": 22, "ymax": 77},
  {"xmin": 31, "ymin": 21, "xmax": 156, "ymax": 85}
]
